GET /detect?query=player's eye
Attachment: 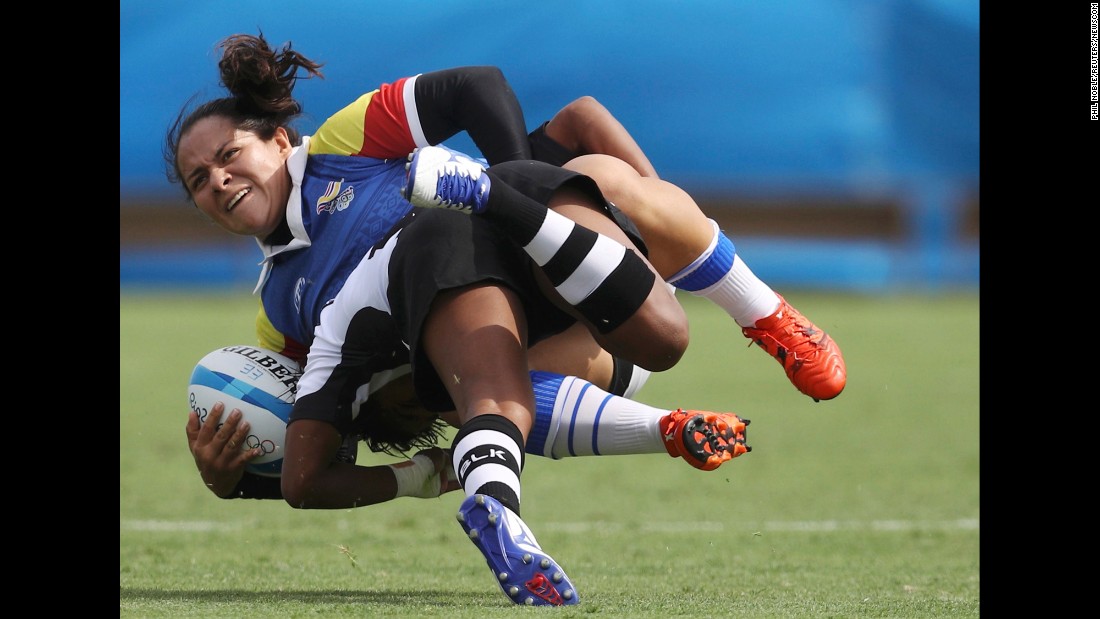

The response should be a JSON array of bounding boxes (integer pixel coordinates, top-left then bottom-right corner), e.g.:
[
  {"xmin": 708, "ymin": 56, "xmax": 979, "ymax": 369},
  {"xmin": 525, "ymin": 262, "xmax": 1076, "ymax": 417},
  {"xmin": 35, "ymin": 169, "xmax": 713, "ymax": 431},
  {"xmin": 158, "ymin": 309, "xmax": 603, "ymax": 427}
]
[{"xmin": 189, "ymin": 174, "xmax": 208, "ymax": 192}]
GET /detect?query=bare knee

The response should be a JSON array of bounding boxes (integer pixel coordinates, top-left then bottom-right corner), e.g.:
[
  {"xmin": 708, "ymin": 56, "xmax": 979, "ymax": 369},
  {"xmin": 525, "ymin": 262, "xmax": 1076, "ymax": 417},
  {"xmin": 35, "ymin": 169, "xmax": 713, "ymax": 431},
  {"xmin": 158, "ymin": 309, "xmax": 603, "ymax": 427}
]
[
  {"xmin": 545, "ymin": 96, "xmax": 606, "ymax": 150},
  {"xmin": 637, "ymin": 316, "xmax": 689, "ymax": 371},
  {"xmin": 598, "ymin": 293, "xmax": 689, "ymax": 372}
]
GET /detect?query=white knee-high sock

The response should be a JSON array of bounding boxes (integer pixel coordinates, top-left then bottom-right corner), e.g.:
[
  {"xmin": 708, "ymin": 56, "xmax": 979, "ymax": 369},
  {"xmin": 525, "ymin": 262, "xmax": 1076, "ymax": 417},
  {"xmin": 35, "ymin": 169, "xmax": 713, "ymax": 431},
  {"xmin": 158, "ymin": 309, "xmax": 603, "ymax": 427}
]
[
  {"xmin": 527, "ymin": 371, "xmax": 668, "ymax": 458},
  {"xmin": 666, "ymin": 219, "xmax": 780, "ymax": 328}
]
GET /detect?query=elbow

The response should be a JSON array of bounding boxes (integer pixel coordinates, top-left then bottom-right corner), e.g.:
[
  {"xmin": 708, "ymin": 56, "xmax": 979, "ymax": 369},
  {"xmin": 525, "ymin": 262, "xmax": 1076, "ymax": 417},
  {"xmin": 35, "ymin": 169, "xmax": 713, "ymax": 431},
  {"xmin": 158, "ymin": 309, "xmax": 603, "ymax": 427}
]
[
  {"xmin": 468, "ymin": 65, "xmax": 508, "ymax": 88},
  {"xmin": 280, "ymin": 476, "xmax": 312, "ymax": 509}
]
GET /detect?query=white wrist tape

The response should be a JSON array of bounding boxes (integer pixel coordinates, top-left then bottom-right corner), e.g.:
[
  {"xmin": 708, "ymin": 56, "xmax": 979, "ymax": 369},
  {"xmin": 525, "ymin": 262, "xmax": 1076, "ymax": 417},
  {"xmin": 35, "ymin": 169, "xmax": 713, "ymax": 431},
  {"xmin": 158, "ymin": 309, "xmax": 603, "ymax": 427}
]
[{"xmin": 389, "ymin": 454, "xmax": 439, "ymax": 498}]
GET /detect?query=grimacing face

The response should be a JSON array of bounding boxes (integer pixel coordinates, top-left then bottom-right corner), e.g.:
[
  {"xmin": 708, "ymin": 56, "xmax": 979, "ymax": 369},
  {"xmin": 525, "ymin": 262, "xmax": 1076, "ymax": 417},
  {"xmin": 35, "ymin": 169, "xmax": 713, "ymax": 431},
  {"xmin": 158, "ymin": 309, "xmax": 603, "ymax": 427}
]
[{"xmin": 176, "ymin": 116, "xmax": 294, "ymax": 238}]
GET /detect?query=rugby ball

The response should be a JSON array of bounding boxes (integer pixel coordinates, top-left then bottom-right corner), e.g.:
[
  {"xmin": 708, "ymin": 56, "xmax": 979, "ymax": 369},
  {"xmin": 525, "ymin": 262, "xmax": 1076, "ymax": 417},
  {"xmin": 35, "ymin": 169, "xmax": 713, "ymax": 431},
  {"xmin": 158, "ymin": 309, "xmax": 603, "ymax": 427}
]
[{"xmin": 188, "ymin": 345, "xmax": 301, "ymax": 477}]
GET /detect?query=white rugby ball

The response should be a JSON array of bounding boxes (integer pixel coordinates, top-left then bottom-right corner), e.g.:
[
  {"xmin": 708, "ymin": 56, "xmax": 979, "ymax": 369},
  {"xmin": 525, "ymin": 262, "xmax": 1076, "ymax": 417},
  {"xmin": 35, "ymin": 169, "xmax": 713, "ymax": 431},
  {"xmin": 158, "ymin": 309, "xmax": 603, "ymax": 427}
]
[{"xmin": 188, "ymin": 345, "xmax": 301, "ymax": 477}]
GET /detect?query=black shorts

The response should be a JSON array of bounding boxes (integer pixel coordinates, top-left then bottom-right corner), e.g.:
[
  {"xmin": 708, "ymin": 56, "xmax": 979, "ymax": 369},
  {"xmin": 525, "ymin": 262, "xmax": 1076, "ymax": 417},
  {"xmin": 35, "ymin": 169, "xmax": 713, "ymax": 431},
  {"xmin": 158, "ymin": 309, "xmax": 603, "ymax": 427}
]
[
  {"xmin": 389, "ymin": 160, "xmax": 646, "ymax": 412},
  {"xmin": 528, "ymin": 121, "xmax": 579, "ymax": 168}
]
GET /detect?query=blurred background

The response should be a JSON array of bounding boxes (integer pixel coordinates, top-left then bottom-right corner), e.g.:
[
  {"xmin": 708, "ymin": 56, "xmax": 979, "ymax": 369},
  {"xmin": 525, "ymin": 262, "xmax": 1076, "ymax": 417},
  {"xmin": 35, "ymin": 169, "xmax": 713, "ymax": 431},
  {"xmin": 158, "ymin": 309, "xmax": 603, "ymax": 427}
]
[{"xmin": 119, "ymin": 0, "xmax": 979, "ymax": 293}]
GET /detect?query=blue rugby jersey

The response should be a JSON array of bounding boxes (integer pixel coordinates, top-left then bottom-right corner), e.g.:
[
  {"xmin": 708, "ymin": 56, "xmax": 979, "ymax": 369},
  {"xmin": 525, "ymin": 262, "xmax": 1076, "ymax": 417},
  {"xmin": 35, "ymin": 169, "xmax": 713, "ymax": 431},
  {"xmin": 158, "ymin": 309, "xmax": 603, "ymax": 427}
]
[
  {"xmin": 253, "ymin": 75, "xmax": 424, "ymax": 362},
  {"xmin": 257, "ymin": 151, "xmax": 412, "ymax": 354}
]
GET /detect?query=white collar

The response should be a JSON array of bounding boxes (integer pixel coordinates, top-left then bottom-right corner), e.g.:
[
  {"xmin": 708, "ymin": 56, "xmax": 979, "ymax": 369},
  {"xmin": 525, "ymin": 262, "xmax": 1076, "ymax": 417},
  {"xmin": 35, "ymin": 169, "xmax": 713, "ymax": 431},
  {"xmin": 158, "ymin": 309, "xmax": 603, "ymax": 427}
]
[{"xmin": 253, "ymin": 135, "xmax": 313, "ymax": 294}]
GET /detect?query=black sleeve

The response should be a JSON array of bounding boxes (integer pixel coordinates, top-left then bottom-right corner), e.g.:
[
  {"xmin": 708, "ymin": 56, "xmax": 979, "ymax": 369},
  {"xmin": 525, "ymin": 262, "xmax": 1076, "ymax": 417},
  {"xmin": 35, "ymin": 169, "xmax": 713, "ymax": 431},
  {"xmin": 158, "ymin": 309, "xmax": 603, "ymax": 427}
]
[
  {"xmin": 412, "ymin": 66, "xmax": 533, "ymax": 165},
  {"xmin": 222, "ymin": 472, "xmax": 283, "ymax": 500}
]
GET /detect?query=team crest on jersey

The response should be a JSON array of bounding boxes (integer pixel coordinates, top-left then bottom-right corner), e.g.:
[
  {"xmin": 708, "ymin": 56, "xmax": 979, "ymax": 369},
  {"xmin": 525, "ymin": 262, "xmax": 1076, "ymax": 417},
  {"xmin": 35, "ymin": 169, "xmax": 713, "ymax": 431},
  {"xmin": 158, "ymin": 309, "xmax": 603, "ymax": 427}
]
[{"xmin": 316, "ymin": 179, "xmax": 355, "ymax": 214}]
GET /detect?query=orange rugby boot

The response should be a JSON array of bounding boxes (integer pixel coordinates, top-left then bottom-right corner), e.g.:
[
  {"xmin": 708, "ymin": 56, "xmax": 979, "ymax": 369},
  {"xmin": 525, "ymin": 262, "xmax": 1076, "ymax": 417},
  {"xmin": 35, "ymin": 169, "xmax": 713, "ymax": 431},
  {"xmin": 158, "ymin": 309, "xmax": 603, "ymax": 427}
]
[
  {"xmin": 660, "ymin": 409, "xmax": 751, "ymax": 471},
  {"xmin": 742, "ymin": 294, "xmax": 846, "ymax": 401}
]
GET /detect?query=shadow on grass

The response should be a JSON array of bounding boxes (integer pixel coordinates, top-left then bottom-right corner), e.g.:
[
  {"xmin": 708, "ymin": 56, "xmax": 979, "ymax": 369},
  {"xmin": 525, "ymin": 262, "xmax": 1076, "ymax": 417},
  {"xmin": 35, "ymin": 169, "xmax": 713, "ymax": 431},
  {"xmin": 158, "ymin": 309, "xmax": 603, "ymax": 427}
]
[{"xmin": 120, "ymin": 587, "xmax": 487, "ymax": 608}]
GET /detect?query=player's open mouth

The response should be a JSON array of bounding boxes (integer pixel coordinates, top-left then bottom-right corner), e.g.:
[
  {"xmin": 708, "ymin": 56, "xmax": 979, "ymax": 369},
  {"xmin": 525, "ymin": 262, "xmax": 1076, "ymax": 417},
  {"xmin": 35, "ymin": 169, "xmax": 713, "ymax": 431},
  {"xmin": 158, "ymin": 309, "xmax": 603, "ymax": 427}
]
[{"xmin": 227, "ymin": 188, "xmax": 250, "ymax": 211}]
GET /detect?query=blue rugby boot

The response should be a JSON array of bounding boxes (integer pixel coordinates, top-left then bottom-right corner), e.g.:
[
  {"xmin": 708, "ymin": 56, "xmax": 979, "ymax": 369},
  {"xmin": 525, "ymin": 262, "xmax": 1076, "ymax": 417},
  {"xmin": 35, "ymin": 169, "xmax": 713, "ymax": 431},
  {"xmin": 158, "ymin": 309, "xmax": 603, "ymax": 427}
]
[
  {"xmin": 456, "ymin": 494, "xmax": 579, "ymax": 606},
  {"xmin": 402, "ymin": 145, "xmax": 491, "ymax": 213}
]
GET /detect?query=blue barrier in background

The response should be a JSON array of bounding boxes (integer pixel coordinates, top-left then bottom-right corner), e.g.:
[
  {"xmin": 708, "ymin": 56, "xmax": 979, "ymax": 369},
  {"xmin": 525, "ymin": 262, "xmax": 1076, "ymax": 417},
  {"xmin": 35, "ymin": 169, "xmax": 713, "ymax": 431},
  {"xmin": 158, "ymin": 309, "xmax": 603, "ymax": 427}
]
[{"xmin": 120, "ymin": 1, "xmax": 979, "ymax": 291}]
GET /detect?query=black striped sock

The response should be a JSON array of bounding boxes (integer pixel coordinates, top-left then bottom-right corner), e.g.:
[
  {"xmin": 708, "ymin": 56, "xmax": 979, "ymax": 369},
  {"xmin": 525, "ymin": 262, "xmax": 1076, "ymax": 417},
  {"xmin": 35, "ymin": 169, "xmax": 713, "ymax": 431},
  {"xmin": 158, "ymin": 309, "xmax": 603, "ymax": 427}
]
[
  {"xmin": 479, "ymin": 176, "xmax": 655, "ymax": 333},
  {"xmin": 451, "ymin": 414, "xmax": 526, "ymax": 515}
]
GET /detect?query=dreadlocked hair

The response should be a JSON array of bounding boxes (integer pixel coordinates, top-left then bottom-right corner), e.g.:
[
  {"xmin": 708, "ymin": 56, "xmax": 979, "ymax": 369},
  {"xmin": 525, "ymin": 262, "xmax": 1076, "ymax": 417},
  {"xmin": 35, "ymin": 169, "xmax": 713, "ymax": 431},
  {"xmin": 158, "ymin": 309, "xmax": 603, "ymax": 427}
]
[{"xmin": 362, "ymin": 413, "xmax": 450, "ymax": 458}]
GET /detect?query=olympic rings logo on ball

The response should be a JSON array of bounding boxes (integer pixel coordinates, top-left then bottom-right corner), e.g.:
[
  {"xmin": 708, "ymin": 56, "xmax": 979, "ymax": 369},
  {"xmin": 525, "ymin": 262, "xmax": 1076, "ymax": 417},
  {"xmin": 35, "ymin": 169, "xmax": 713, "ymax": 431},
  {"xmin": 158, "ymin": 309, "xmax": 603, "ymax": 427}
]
[{"xmin": 243, "ymin": 434, "xmax": 279, "ymax": 455}]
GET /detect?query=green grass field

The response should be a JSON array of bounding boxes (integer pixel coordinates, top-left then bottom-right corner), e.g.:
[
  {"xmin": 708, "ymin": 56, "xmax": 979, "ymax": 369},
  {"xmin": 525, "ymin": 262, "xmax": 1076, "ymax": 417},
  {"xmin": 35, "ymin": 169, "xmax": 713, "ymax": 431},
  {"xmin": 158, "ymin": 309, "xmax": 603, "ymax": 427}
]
[{"xmin": 120, "ymin": 290, "xmax": 979, "ymax": 618}]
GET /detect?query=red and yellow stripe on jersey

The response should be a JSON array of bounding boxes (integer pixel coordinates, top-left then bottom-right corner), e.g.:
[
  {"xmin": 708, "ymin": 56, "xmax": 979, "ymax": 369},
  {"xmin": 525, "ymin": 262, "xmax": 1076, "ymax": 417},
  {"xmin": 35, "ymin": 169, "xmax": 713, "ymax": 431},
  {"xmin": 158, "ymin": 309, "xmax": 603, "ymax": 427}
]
[{"xmin": 307, "ymin": 76, "xmax": 425, "ymax": 160}]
